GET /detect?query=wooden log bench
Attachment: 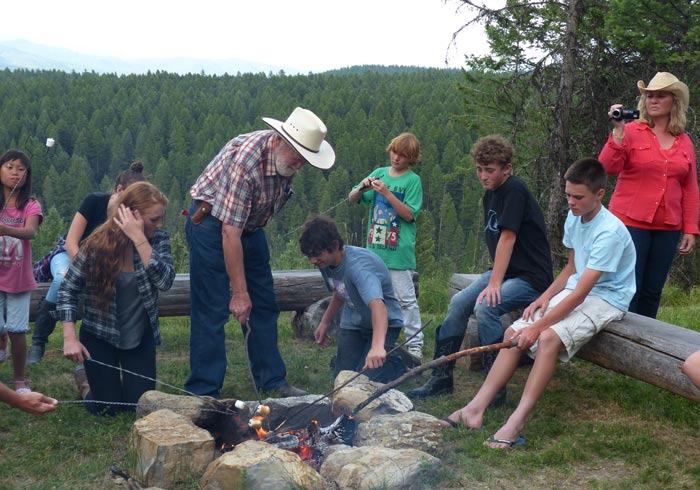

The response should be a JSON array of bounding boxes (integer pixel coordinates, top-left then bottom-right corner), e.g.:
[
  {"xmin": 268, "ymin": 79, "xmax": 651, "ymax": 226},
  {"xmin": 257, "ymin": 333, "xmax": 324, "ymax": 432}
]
[
  {"xmin": 450, "ymin": 273, "xmax": 700, "ymax": 403},
  {"xmin": 29, "ymin": 270, "xmax": 331, "ymax": 321}
]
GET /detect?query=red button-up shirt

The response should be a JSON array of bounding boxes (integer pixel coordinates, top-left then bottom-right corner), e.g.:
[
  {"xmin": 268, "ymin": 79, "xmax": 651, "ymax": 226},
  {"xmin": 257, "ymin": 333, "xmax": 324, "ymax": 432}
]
[{"xmin": 599, "ymin": 122, "xmax": 699, "ymax": 235}]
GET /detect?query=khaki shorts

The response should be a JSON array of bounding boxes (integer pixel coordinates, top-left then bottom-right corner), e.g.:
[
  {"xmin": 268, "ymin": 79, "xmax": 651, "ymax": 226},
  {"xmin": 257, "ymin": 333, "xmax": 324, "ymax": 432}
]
[{"xmin": 510, "ymin": 290, "xmax": 624, "ymax": 362}]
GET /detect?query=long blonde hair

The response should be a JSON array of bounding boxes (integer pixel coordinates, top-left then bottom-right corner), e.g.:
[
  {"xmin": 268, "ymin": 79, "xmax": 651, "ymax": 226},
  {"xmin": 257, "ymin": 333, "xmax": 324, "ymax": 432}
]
[
  {"xmin": 637, "ymin": 93, "xmax": 687, "ymax": 135},
  {"xmin": 82, "ymin": 182, "xmax": 168, "ymax": 311}
]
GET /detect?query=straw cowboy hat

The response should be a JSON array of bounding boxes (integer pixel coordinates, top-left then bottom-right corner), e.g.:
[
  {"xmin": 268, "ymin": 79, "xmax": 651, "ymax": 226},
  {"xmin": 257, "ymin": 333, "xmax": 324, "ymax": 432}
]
[
  {"xmin": 637, "ymin": 72, "xmax": 690, "ymax": 112},
  {"xmin": 262, "ymin": 107, "xmax": 336, "ymax": 170}
]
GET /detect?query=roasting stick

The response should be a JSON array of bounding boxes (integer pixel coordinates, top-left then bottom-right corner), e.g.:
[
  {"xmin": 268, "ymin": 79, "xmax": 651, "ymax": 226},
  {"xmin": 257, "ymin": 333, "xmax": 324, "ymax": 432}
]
[
  {"xmin": 271, "ymin": 319, "xmax": 433, "ymax": 431},
  {"xmin": 350, "ymin": 338, "xmax": 519, "ymax": 416}
]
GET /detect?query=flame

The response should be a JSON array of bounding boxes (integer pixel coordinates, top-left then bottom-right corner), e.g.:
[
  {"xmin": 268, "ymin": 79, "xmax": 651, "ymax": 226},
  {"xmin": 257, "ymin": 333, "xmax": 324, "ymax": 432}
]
[
  {"xmin": 295, "ymin": 444, "xmax": 313, "ymax": 460},
  {"xmin": 250, "ymin": 415, "xmax": 269, "ymax": 439}
]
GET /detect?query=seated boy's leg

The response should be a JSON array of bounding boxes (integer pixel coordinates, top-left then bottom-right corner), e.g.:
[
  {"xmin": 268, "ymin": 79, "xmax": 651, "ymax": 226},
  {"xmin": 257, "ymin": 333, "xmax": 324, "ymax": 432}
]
[
  {"xmin": 440, "ymin": 326, "xmax": 522, "ymax": 428},
  {"xmin": 474, "ymin": 277, "xmax": 540, "ymax": 346},
  {"xmin": 439, "ymin": 271, "xmax": 491, "ymax": 340}
]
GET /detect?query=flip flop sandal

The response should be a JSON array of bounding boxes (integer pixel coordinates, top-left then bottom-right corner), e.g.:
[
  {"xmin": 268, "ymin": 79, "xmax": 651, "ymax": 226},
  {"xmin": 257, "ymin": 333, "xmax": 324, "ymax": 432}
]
[
  {"xmin": 439, "ymin": 417, "xmax": 486, "ymax": 430},
  {"xmin": 486, "ymin": 435, "xmax": 525, "ymax": 449}
]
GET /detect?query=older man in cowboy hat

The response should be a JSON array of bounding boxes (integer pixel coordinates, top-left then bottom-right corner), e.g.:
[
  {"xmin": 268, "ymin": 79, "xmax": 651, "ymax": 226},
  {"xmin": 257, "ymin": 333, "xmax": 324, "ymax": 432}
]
[{"xmin": 185, "ymin": 107, "xmax": 335, "ymax": 398}]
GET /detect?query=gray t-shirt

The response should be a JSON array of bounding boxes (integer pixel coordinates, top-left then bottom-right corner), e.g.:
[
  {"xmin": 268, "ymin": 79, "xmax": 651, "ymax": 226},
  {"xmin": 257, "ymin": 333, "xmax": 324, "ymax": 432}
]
[
  {"xmin": 115, "ymin": 272, "xmax": 150, "ymax": 349},
  {"xmin": 320, "ymin": 246, "xmax": 404, "ymax": 331}
]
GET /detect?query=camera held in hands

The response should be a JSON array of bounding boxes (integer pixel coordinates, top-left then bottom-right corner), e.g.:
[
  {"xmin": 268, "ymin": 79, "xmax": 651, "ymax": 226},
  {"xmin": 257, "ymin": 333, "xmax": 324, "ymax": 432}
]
[{"xmin": 611, "ymin": 108, "xmax": 640, "ymax": 121}]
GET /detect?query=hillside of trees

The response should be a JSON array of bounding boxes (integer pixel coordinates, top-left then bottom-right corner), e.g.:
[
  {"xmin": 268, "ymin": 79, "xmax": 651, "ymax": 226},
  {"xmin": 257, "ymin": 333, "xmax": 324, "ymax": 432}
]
[{"xmin": 1, "ymin": 67, "xmax": 490, "ymax": 277}]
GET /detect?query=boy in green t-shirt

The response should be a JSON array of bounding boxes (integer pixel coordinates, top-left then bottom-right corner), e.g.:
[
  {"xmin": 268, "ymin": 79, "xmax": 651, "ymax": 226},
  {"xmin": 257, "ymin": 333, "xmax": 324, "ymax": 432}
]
[{"xmin": 348, "ymin": 133, "xmax": 424, "ymax": 360}]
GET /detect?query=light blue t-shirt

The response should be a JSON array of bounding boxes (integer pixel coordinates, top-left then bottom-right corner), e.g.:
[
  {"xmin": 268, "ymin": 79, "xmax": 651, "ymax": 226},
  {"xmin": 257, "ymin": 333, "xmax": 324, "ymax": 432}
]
[
  {"xmin": 562, "ymin": 206, "xmax": 636, "ymax": 311},
  {"xmin": 320, "ymin": 246, "xmax": 404, "ymax": 331}
]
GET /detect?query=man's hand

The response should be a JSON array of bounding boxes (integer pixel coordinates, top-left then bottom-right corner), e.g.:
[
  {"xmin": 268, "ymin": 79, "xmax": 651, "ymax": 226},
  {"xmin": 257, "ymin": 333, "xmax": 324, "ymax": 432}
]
[
  {"xmin": 230, "ymin": 291, "xmax": 252, "ymax": 325},
  {"xmin": 513, "ymin": 324, "xmax": 543, "ymax": 351},
  {"xmin": 15, "ymin": 392, "xmax": 58, "ymax": 415},
  {"xmin": 314, "ymin": 322, "xmax": 331, "ymax": 349},
  {"xmin": 362, "ymin": 346, "xmax": 387, "ymax": 370},
  {"xmin": 522, "ymin": 296, "xmax": 549, "ymax": 322},
  {"xmin": 63, "ymin": 338, "xmax": 91, "ymax": 363},
  {"xmin": 477, "ymin": 284, "xmax": 502, "ymax": 307}
]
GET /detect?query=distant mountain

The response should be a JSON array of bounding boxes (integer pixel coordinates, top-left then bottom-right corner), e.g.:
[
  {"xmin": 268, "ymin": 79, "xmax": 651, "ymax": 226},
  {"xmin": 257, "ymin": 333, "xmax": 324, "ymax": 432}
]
[{"xmin": 0, "ymin": 39, "xmax": 299, "ymax": 75}]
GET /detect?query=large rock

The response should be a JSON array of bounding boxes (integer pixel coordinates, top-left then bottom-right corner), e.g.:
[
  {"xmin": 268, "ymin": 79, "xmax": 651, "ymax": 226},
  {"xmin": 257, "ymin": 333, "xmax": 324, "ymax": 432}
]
[
  {"xmin": 292, "ymin": 296, "xmax": 339, "ymax": 340},
  {"xmin": 354, "ymin": 411, "xmax": 442, "ymax": 454},
  {"xmin": 131, "ymin": 409, "xmax": 216, "ymax": 488},
  {"xmin": 332, "ymin": 371, "xmax": 413, "ymax": 423},
  {"xmin": 320, "ymin": 445, "xmax": 439, "ymax": 490},
  {"xmin": 200, "ymin": 440, "xmax": 325, "ymax": 490},
  {"xmin": 136, "ymin": 391, "xmax": 228, "ymax": 428}
]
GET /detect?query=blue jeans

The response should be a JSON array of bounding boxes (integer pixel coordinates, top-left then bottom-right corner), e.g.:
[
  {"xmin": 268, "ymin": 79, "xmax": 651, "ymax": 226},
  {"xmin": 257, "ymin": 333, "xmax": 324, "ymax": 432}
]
[
  {"xmin": 626, "ymin": 227, "xmax": 681, "ymax": 319},
  {"xmin": 335, "ymin": 327, "xmax": 406, "ymax": 383},
  {"xmin": 439, "ymin": 271, "xmax": 540, "ymax": 345},
  {"xmin": 184, "ymin": 204, "xmax": 287, "ymax": 398},
  {"xmin": 45, "ymin": 251, "xmax": 71, "ymax": 303}
]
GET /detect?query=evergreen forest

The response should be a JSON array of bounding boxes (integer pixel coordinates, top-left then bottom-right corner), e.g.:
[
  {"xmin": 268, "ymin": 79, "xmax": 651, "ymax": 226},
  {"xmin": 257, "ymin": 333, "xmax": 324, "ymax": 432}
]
[{"xmin": 1, "ymin": 67, "xmax": 488, "ymax": 278}]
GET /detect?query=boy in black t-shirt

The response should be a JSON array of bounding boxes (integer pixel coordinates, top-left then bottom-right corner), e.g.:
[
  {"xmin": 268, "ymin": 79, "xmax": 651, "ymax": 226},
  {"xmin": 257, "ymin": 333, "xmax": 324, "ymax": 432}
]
[{"xmin": 409, "ymin": 135, "xmax": 553, "ymax": 404}]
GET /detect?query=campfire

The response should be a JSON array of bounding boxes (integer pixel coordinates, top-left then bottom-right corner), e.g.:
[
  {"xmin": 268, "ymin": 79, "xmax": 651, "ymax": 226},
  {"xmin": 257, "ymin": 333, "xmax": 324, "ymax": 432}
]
[
  {"xmin": 216, "ymin": 401, "xmax": 357, "ymax": 470},
  {"xmin": 131, "ymin": 373, "xmax": 442, "ymax": 489}
]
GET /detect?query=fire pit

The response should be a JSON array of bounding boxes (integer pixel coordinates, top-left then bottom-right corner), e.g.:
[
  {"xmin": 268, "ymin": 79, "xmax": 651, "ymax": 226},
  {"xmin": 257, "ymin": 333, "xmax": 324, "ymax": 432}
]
[{"xmin": 131, "ymin": 372, "xmax": 443, "ymax": 489}]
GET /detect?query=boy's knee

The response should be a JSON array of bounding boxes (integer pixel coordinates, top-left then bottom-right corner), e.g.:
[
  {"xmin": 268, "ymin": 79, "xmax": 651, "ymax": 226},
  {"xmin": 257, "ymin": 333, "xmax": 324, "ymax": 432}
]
[{"xmin": 537, "ymin": 329, "xmax": 562, "ymax": 352}]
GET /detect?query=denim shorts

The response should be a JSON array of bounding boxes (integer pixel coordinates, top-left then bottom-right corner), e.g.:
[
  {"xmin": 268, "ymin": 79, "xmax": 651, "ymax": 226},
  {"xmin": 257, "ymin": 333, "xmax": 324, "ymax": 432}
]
[
  {"xmin": 510, "ymin": 290, "xmax": 624, "ymax": 362},
  {"xmin": 0, "ymin": 291, "xmax": 31, "ymax": 333}
]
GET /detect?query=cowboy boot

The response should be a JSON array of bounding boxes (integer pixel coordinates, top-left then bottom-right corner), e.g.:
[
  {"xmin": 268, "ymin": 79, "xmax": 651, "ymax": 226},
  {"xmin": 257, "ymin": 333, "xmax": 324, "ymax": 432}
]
[
  {"xmin": 482, "ymin": 349, "xmax": 507, "ymax": 408},
  {"xmin": 27, "ymin": 299, "xmax": 57, "ymax": 365},
  {"xmin": 407, "ymin": 326, "xmax": 462, "ymax": 399}
]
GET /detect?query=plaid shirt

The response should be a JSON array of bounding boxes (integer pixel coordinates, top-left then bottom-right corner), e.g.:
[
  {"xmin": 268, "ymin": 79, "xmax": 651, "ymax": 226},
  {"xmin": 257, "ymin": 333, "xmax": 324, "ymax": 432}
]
[
  {"xmin": 189, "ymin": 130, "xmax": 294, "ymax": 231},
  {"xmin": 56, "ymin": 229, "xmax": 175, "ymax": 347}
]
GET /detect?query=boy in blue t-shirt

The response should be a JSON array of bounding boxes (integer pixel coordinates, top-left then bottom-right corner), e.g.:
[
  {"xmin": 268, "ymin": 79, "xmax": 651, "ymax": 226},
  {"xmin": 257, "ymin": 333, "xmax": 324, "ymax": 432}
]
[
  {"xmin": 439, "ymin": 157, "xmax": 636, "ymax": 449},
  {"xmin": 299, "ymin": 216, "xmax": 407, "ymax": 383}
]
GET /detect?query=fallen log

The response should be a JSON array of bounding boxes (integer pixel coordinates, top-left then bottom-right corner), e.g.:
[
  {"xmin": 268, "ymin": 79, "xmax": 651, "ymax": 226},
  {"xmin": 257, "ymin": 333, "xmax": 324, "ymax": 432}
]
[
  {"xmin": 450, "ymin": 273, "xmax": 700, "ymax": 402},
  {"xmin": 29, "ymin": 270, "xmax": 330, "ymax": 321}
]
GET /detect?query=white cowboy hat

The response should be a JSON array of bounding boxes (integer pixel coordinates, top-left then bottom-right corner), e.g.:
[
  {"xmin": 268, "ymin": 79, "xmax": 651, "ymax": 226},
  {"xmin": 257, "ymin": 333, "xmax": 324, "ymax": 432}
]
[
  {"xmin": 637, "ymin": 72, "xmax": 689, "ymax": 112},
  {"xmin": 262, "ymin": 107, "xmax": 336, "ymax": 170}
]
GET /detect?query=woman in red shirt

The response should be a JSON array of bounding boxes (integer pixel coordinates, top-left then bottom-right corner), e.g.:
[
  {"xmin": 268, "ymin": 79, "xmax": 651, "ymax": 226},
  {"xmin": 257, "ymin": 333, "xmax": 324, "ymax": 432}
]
[{"xmin": 599, "ymin": 72, "xmax": 699, "ymax": 318}]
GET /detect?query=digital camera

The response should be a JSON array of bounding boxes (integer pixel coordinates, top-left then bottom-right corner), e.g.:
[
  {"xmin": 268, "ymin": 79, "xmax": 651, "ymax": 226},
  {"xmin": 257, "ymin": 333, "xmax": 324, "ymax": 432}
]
[{"xmin": 611, "ymin": 108, "xmax": 640, "ymax": 121}]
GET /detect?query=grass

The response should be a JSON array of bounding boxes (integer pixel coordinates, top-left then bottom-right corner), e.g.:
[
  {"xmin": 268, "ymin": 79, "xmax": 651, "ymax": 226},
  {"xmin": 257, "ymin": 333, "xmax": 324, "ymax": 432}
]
[{"xmin": 1, "ymin": 305, "xmax": 700, "ymax": 489}]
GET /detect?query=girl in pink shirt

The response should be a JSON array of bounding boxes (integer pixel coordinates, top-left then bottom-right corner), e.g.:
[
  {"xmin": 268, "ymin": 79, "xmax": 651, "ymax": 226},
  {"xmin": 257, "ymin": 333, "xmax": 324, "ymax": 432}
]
[{"xmin": 0, "ymin": 150, "xmax": 43, "ymax": 393}]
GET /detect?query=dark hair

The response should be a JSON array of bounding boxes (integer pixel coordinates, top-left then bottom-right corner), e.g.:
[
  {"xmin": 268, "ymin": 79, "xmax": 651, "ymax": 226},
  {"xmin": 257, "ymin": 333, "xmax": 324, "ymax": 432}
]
[
  {"xmin": 299, "ymin": 216, "xmax": 345, "ymax": 257},
  {"xmin": 114, "ymin": 160, "xmax": 147, "ymax": 190},
  {"xmin": 0, "ymin": 149, "xmax": 32, "ymax": 210},
  {"xmin": 469, "ymin": 135, "xmax": 513, "ymax": 168},
  {"xmin": 564, "ymin": 157, "xmax": 607, "ymax": 193}
]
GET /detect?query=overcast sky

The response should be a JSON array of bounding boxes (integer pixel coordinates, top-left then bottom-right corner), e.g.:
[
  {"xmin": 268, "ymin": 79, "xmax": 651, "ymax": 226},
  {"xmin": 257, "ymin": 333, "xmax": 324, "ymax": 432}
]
[{"xmin": 1, "ymin": 0, "xmax": 502, "ymax": 72}]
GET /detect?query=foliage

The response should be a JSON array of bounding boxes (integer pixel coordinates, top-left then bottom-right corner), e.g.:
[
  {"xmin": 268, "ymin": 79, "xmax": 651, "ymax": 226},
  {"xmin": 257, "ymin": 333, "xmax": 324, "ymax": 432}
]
[
  {"xmin": 1, "ymin": 67, "xmax": 478, "ymax": 277},
  {"xmin": 453, "ymin": 0, "xmax": 700, "ymax": 283}
]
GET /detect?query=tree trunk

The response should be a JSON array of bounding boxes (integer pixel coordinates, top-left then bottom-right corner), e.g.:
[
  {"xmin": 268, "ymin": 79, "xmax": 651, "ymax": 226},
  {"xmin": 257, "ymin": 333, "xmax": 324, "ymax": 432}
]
[{"xmin": 545, "ymin": 0, "xmax": 584, "ymax": 267}]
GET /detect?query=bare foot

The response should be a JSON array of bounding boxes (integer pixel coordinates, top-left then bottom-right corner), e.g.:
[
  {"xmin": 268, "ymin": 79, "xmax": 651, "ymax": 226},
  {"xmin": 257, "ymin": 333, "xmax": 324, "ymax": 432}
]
[{"xmin": 438, "ymin": 405, "xmax": 484, "ymax": 429}]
